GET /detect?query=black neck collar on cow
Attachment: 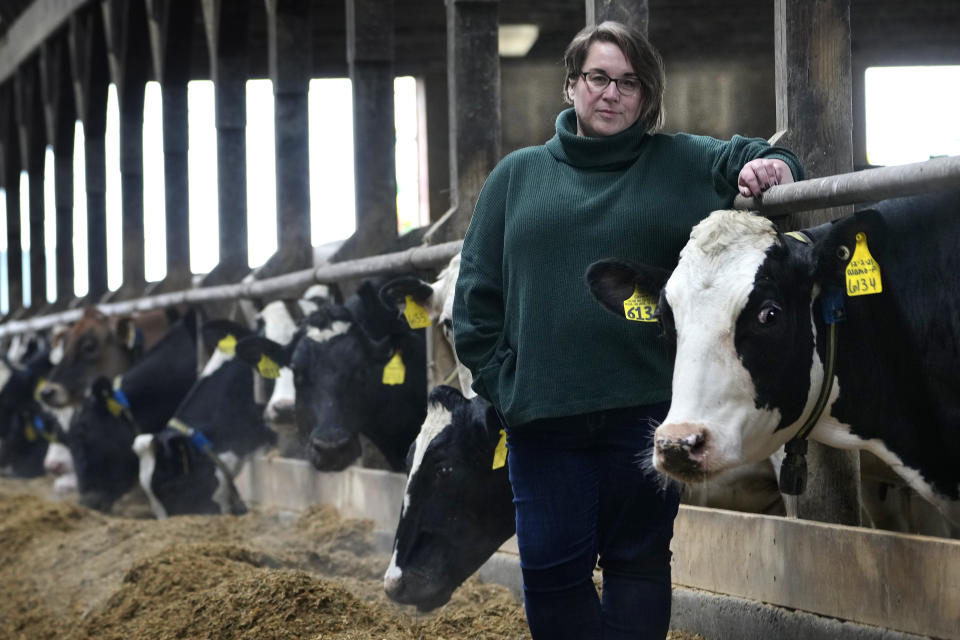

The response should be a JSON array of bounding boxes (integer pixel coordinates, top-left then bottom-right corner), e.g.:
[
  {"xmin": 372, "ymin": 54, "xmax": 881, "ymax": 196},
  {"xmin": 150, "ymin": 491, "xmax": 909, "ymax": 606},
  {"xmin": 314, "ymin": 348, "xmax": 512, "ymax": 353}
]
[{"xmin": 778, "ymin": 231, "xmax": 846, "ymax": 496}]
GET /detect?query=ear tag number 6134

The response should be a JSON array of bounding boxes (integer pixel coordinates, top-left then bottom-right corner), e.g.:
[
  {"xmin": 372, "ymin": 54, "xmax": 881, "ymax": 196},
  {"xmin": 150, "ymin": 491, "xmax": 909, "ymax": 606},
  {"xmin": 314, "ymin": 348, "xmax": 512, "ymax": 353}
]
[{"xmin": 623, "ymin": 286, "xmax": 659, "ymax": 322}]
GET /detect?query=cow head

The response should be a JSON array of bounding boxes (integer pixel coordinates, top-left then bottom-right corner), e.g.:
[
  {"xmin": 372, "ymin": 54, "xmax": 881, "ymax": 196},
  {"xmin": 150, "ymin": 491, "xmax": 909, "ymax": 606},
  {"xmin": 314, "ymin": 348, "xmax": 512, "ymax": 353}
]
[
  {"xmin": 379, "ymin": 254, "xmax": 475, "ymax": 398},
  {"xmin": 237, "ymin": 278, "xmax": 426, "ymax": 471},
  {"xmin": 383, "ymin": 385, "xmax": 515, "ymax": 611},
  {"xmin": 40, "ymin": 309, "xmax": 143, "ymax": 407},
  {"xmin": 588, "ymin": 209, "xmax": 877, "ymax": 483},
  {"xmin": 65, "ymin": 377, "xmax": 141, "ymax": 512}
]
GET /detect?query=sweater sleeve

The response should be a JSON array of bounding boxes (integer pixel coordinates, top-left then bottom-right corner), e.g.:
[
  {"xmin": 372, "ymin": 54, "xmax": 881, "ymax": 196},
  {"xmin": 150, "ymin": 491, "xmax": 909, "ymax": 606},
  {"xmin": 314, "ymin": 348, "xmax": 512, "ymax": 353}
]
[
  {"xmin": 712, "ymin": 134, "xmax": 805, "ymax": 190},
  {"xmin": 452, "ymin": 160, "xmax": 510, "ymax": 402}
]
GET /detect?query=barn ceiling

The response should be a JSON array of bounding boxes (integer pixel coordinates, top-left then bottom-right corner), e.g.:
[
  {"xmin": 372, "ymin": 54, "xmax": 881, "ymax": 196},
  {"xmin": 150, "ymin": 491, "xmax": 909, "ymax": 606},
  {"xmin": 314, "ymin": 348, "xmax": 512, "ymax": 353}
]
[{"xmin": 1, "ymin": 0, "xmax": 959, "ymax": 80}]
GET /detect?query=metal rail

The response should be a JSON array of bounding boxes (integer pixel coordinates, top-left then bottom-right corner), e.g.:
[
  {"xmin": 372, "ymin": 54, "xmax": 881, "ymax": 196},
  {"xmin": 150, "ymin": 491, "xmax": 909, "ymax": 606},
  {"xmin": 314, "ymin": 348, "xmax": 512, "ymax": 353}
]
[
  {"xmin": 2, "ymin": 154, "xmax": 958, "ymax": 339},
  {"xmin": 0, "ymin": 240, "xmax": 463, "ymax": 338},
  {"xmin": 734, "ymin": 154, "xmax": 960, "ymax": 216}
]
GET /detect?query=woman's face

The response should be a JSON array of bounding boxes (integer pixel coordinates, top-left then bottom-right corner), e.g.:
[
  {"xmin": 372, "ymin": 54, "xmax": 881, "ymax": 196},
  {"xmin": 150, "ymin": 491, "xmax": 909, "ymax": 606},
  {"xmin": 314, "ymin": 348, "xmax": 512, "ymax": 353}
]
[{"xmin": 568, "ymin": 41, "xmax": 643, "ymax": 138}]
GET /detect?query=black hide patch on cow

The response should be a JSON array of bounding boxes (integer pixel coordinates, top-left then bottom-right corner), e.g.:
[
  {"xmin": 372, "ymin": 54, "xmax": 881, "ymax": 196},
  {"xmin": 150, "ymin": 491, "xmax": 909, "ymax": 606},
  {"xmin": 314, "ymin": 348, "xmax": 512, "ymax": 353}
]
[
  {"xmin": 814, "ymin": 192, "xmax": 960, "ymax": 500},
  {"xmin": 734, "ymin": 237, "xmax": 816, "ymax": 431},
  {"xmin": 148, "ymin": 430, "xmax": 224, "ymax": 516}
]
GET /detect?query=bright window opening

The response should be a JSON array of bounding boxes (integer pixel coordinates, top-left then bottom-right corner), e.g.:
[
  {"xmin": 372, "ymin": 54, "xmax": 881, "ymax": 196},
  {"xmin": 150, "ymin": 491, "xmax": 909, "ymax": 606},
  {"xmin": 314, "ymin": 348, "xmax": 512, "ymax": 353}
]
[{"xmin": 865, "ymin": 66, "xmax": 960, "ymax": 166}]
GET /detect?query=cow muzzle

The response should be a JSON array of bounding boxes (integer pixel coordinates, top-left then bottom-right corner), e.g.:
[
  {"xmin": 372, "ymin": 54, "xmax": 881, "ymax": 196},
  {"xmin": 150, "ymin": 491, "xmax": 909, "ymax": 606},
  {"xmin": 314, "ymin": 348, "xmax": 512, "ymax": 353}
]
[
  {"xmin": 654, "ymin": 422, "xmax": 711, "ymax": 482},
  {"xmin": 39, "ymin": 382, "xmax": 70, "ymax": 408}
]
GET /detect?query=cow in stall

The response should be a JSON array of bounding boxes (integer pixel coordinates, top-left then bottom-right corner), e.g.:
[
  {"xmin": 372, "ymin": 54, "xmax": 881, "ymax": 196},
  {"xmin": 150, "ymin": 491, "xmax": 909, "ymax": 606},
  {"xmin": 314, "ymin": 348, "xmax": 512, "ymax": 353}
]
[
  {"xmin": 39, "ymin": 307, "xmax": 182, "ymax": 408},
  {"xmin": 378, "ymin": 254, "xmax": 475, "ymax": 398},
  {"xmin": 586, "ymin": 189, "xmax": 960, "ymax": 525},
  {"xmin": 0, "ymin": 347, "xmax": 59, "ymax": 477},
  {"xmin": 383, "ymin": 385, "xmax": 514, "ymax": 611},
  {"xmin": 250, "ymin": 286, "xmax": 333, "ymax": 457},
  {"xmin": 133, "ymin": 319, "xmax": 275, "ymax": 517},
  {"xmin": 236, "ymin": 276, "xmax": 427, "ymax": 471},
  {"xmin": 64, "ymin": 311, "xmax": 199, "ymax": 512}
]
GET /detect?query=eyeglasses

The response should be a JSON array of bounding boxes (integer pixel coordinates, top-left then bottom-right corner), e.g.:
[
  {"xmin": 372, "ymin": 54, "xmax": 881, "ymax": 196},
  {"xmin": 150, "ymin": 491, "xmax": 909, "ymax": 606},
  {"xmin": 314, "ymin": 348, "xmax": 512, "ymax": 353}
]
[{"xmin": 580, "ymin": 71, "xmax": 641, "ymax": 97}]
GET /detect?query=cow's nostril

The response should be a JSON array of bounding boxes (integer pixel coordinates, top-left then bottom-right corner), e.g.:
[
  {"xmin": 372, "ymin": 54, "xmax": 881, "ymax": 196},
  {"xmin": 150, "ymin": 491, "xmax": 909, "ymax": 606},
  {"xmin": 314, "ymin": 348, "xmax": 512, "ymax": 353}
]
[{"xmin": 681, "ymin": 432, "xmax": 706, "ymax": 455}]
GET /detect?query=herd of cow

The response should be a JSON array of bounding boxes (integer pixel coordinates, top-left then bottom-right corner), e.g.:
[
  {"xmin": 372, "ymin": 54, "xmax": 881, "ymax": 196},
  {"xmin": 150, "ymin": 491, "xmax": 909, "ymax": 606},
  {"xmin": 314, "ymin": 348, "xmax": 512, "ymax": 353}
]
[{"xmin": 0, "ymin": 189, "xmax": 958, "ymax": 613}]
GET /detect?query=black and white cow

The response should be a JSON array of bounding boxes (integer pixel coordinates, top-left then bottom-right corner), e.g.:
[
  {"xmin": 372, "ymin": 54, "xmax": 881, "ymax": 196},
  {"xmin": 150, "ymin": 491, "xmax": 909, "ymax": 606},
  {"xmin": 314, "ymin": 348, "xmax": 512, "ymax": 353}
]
[
  {"xmin": 383, "ymin": 385, "xmax": 514, "ymax": 611},
  {"xmin": 251, "ymin": 287, "xmax": 333, "ymax": 457},
  {"xmin": 378, "ymin": 254, "xmax": 475, "ymax": 397},
  {"xmin": 237, "ymin": 277, "xmax": 427, "ymax": 472},
  {"xmin": 133, "ymin": 319, "xmax": 275, "ymax": 518},
  {"xmin": 0, "ymin": 348, "xmax": 57, "ymax": 478},
  {"xmin": 587, "ymin": 189, "xmax": 960, "ymax": 524},
  {"xmin": 65, "ymin": 312, "xmax": 199, "ymax": 512}
]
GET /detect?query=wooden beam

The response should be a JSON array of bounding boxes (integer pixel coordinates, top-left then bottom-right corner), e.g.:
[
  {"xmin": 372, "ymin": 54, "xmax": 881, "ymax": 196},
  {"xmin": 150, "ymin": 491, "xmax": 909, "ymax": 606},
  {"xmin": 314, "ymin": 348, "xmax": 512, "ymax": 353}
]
[
  {"xmin": 774, "ymin": 0, "xmax": 861, "ymax": 527},
  {"xmin": 0, "ymin": 0, "xmax": 90, "ymax": 85},
  {"xmin": 334, "ymin": 0, "xmax": 397, "ymax": 262},
  {"xmin": 424, "ymin": 0, "xmax": 501, "ymax": 245},
  {"xmin": 585, "ymin": 0, "xmax": 648, "ymax": 34}
]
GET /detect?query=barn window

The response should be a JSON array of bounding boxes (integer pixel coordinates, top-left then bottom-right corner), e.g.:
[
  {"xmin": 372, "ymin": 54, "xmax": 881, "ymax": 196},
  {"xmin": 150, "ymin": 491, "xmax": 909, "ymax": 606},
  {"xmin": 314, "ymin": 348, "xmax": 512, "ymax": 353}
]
[
  {"xmin": 19, "ymin": 172, "xmax": 31, "ymax": 307},
  {"xmin": 44, "ymin": 148, "xmax": 58, "ymax": 302},
  {"xmin": 0, "ymin": 190, "xmax": 6, "ymax": 313},
  {"xmin": 865, "ymin": 65, "xmax": 960, "ymax": 166}
]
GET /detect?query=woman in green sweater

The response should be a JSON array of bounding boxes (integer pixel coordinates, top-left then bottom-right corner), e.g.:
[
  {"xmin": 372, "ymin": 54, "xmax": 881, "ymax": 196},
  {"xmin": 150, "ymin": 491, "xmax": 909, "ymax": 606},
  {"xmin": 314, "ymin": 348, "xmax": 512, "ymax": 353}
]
[{"xmin": 453, "ymin": 20, "xmax": 803, "ymax": 640}]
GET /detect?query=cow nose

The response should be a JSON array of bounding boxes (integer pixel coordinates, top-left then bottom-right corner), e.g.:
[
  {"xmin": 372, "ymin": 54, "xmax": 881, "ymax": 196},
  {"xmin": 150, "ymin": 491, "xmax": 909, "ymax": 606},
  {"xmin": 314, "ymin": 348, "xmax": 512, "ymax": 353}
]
[
  {"xmin": 654, "ymin": 423, "xmax": 709, "ymax": 478},
  {"xmin": 265, "ymin": 400, "xmax": 295, "ymax": 424},
  {"xmin": 384, "ymin": 564, "xmax": 403, "ymax": 596},
  {"xmin": 40, "ymin": 386, "xmax": 58, "ymax": 403}
]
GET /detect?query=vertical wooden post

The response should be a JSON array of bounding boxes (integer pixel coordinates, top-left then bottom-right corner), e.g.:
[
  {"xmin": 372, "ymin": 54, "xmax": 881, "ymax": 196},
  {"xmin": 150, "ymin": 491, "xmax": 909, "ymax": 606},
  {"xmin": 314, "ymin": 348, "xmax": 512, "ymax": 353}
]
[
  {"xmin": 40, "ymin": 35, "xmax": 78, "ymax": 308},
  {"xmin": 774, "ymin": 0, "xmax": 861, "ymax": 526},
  {"xmin": 423, "ymin": 0, "xmax": 500, "ymax": 245},
  {"xmin": 422, "ymin": 68, "xmax": 449, "ymax": 225},
  {"xmin": 201, "ymin": 0, "xmax": 251, "ymax": 281},
  {"xmin": 1, "ymin": 88, "xmax": 24, "ymax": 314},
  {"xmin": 334, "ymin": 0, "xmax": 397, "ymax": 262},
  {"xmin": 146, "ymin": 0, "xmax": 194, "ymax": 289},
  {"xmin": 68, "ymin": 7, "xmax": 111, "ymax": 301},
  {"xmin": 585, "ymin": 0, "xmax": 648, "ymax": 33},
  {"xmin": 102, "ymin": 0, "xmax": 151, "ymax": 296},
  {"xmin": 15, "ymin": 61, "xmax": 48, "ymax": 311},
  {"xmin": 264, "ymin": 0, "xmax": 312, "ymax": 274}
]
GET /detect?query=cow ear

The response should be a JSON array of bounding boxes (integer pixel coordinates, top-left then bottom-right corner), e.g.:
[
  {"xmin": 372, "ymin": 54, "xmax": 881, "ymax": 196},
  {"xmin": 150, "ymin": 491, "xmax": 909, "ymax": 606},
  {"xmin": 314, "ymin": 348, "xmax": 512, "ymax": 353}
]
[
  {"xmin": 379, "ymin": 276, "xmax": 434, "ymax": 311},
  {"xmin": 811, "ymin": 208, "xmax": 888, "ymax": 285},
  {"xmin": 585, "ymin": 259, "xmax": 671, "ymax": 318},
  {"xmin": 235, "ymin": 335, "xmax": 291, "ymax": 374},
  {"xmin": 114, "ymin": 316, "xmax": 138, "ymax": 348},
  {"xmin": 427, "ymin": 384, "xmax": 466, "ymax": 412},
  {"xmin": 201, "ymin": 320, "xmax": 253, "ymax": 353}
]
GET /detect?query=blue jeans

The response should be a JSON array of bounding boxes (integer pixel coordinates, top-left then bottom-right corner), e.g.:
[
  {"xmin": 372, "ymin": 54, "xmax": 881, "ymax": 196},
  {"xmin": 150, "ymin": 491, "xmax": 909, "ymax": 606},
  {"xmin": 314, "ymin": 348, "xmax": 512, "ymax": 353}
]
[{"xmin": 505, "ymin": 403, "xmax": 679, "ymax": 640}]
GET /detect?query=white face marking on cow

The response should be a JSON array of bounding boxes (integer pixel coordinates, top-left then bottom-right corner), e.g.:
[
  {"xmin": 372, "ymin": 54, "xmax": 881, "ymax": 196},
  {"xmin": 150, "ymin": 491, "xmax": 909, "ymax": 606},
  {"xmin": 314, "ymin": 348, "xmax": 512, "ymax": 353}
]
[
  {"xmin": 384, "ymin": 550, "xmax": 403, "ymax": 590},
  {"xmin": 53, "ymin": 472, "xmax": 78, "ymax": 495},
  {"xmin": 657, "ymin": 211, "xmax": 799, "ymax": 475},
  {"xmin": 200, "ymin": 347, "xmax": 234, "ymax": 379},
  {"xmin": 261, "ymin": 301, "xmax": 299, "ymax": 346},
  {"xmin": 43, "ymin": 442, "xmax": 74, "ymax": 476},
  {"xmin": 265, "ymin": 368, "xmax": 296, "ymax": 423},
  {"xmin": 306, "ymin": 321, "xmax": 351, "ymax": 344},
  {"xmin": 132, "ymin": 434, "xmax": 168, "ymax": 519},
  {"xmin": 402, "ymin": 402, "xmax": 453, "ymax": 515},
  {"xmin": 49, "ymin": 339, "xmax": 65, "ymax": 365},
  {"xmin": 0, "ymin": 361, "xmax": 11, "ymax": 389}
]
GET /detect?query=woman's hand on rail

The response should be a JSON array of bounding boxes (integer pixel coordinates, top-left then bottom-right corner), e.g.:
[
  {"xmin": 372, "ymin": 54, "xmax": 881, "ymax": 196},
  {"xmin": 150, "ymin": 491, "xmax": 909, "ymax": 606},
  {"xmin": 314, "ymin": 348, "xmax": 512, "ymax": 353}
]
[{"xmin": 738, "ymin": 159, "xmax": 794, "ymax": 198}]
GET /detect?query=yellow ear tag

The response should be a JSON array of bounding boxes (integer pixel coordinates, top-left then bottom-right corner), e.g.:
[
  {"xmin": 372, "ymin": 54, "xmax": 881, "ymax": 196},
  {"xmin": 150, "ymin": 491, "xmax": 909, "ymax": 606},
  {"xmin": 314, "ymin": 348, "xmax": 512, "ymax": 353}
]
[
  {"xmin": 106, "ymin": 397, "xmax": 124, "ymax": 417},
  {"xmin": 382, "ymin": 351, "xmax": 406, "ymax": 386},
  {"xmin": 257, "ymin": 354, "xmax": 281, "ymax": 380},
  {"xmin": 218, "ymin": 334, "xmax": 237, "ymax": 355},
  {"xmin": 623, "ymin": 286, "xmax": 659, "ymax": 322},
  {"xmin": 33, "ymin": 378, "xmax": 47, "ymax": 402},
  {"xmin": 403, "ymin": 295, "xmax": 432, "ymax": 329},
  {"xmin": 845, "ymin": 232, "xmax": 883, "ymax": 297},
  {"xmin": 25, "ymin": 422, "xmax": 38, "ymax": 442},
  {"xmin": 492, "ymin": 428, "xmax": 508, "ymax": 469}
]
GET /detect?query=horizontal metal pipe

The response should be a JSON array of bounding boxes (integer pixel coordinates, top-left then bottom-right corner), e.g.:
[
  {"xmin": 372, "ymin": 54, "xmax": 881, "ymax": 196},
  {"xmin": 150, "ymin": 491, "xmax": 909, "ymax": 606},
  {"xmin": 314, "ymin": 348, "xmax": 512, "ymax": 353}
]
[
  {"xmin": 734, "ymin": 155, "xmax": 960, "ymax": 216},
  {"xmin": 0, "ymin": 240, "xmax": 463, "ymax": 338}
]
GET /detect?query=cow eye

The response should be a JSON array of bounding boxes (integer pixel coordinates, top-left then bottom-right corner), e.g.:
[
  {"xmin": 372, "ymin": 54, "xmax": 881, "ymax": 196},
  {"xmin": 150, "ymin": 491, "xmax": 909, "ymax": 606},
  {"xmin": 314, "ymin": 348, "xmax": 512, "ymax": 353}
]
[
  {"xmin": 436, "ymin": 464, "xmax": 453, "ymax": 479},
  {"xmin": 79, "ymin": 338, "xmax": 99, "ymax": 358},
  {"xmin": 757, "ymin": 303, "xmax": 782, "ymax": 325}
]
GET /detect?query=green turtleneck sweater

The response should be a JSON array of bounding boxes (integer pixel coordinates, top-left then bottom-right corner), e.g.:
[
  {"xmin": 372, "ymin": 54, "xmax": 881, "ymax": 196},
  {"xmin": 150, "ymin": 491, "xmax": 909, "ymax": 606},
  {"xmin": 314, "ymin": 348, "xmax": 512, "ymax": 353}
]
[{"xmin": 453, "ymin": 108, "xmax": 803, "ymax": 427}]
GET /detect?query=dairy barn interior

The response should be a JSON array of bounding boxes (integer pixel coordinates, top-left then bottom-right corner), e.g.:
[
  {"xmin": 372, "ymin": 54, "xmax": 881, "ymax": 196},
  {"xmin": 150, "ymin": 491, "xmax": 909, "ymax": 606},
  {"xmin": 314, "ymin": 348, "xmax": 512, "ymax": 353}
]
[{"xmin": 0, "ymin": 1, "xmax": 959, "ymax": 639}]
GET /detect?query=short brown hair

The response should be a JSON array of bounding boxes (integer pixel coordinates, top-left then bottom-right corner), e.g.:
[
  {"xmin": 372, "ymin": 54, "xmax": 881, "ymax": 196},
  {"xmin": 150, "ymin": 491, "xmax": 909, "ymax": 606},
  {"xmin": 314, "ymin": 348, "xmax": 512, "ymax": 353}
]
[{"xmin": 562, "ymin": 21, "xmax": 665, "ymax": 131}]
